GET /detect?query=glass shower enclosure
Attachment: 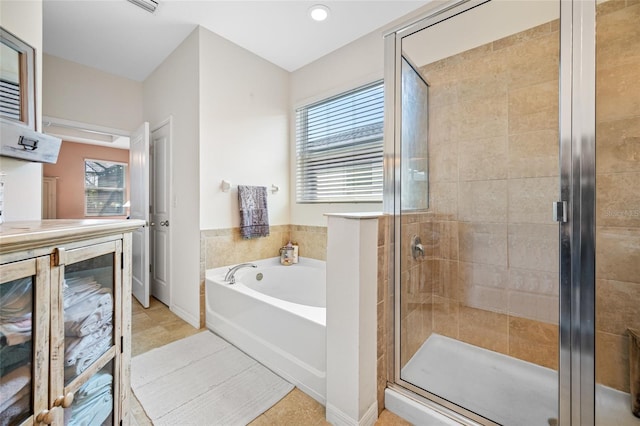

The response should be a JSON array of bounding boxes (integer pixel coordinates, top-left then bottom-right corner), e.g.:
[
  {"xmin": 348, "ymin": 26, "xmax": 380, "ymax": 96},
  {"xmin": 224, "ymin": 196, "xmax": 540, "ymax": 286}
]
[{"xmin": 384, "ymin": 0, "xmax": 640, "ymax": 425}]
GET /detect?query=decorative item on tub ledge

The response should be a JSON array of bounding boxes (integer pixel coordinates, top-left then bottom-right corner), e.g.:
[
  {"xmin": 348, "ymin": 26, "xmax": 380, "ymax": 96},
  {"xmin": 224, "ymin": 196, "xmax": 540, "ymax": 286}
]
[
  {"xmin": 238, "ymin": 185, "xmax": 270, "ymax": 239},
  {"xmin": 221, "ymin": 180, "xmax": 279, "ymax": 194}
]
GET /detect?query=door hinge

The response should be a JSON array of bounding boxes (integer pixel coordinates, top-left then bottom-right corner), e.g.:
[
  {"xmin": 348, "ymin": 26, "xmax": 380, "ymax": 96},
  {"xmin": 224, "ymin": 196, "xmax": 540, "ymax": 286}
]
[
  {"xmin": 121, "ymin": 336, "xmax": 124, "ymax": 353},
  {"xmin": 553, "ymin": 201, "xmax": 568, "ymax": 223},
  {"xmin": 121, "ymin": 252, "xmax": 124, "ymax": 269}
]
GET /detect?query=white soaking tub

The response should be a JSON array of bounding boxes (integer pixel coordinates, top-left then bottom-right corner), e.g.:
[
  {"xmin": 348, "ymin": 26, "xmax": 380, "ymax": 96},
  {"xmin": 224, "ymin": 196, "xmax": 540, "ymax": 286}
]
[{"xmin": 205, "ymin": 257, "xmax": 326, "ymax": 403}]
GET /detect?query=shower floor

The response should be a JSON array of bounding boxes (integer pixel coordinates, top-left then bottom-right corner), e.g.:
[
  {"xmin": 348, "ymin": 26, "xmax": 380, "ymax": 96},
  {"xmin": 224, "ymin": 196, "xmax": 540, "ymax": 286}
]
[{"xmin": 401, "ymin": 334, "xmax": 639, "ymax": 426}]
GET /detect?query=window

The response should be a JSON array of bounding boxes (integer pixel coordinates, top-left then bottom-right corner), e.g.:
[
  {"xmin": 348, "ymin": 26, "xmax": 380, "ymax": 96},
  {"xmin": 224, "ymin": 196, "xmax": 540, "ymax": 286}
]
[
  {"xmin": 296, "ymin": 81, "xmax": 384, "ymax": 203},
  {"xmin": 85, "ymin": 159, "xmax": 127, "ymax": 216}
]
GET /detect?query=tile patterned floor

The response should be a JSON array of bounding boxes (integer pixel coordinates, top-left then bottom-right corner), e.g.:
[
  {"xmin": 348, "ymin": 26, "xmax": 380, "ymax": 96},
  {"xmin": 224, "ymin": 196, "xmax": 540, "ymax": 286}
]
[{"xmin": 130, "ymin": 297, "xmax": 412, "ymax": 425}]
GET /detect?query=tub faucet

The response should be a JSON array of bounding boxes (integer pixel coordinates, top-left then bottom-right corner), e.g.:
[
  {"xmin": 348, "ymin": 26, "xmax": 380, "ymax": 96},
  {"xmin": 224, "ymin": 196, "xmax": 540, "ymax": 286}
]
[{"xmin": 224, "ymin": 263, "xmax": 257, "ymax": 284}]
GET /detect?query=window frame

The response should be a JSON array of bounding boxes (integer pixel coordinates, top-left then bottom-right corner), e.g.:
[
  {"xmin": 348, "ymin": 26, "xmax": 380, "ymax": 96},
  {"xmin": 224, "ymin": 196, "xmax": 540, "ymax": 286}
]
[{"xmin": 295, "ymin": 80, "xmax": 385, "ymax": 204}]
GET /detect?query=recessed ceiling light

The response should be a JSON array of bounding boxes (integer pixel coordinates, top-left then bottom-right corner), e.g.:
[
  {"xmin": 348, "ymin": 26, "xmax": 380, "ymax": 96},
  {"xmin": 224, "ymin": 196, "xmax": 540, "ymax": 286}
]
[{"xmin": 309, "ymin": 4, "xmax": 330, "ymax": 22}]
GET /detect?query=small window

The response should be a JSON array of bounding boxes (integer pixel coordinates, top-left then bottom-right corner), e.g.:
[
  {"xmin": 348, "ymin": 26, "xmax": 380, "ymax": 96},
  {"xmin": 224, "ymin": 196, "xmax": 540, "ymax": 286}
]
[
  {"xmin": 296, "ymin": 81, "xmax": 384, "ymax": 203},
  {"xmin": 85, "ymin": 159, "xmax": 127, "ymax": 216}
]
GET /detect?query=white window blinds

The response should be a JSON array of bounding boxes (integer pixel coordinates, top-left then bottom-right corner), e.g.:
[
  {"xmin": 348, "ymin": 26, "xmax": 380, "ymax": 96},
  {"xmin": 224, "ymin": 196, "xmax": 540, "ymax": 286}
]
[
  {"xmin": 85, "ymin": 159, "xmax": 127, "ymax": 216},
  {"xmin": 296, "ymin": 81, "xmax": 384, "ymax": 203}
]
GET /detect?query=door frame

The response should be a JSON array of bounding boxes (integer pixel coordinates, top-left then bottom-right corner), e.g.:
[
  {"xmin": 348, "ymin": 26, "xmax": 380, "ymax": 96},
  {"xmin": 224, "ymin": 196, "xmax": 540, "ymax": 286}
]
[{"xmin": 383, "ymin": 0, "xmax": 597, "ymax": 424}]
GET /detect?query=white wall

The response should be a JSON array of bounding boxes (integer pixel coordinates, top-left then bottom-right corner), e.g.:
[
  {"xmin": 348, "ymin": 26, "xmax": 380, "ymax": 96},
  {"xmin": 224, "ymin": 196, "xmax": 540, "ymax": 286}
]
[
  {"xmin": 198, "ymin": 27, "xmax": 290, "ymax": 230},
  {"xmin": 43, "ymin": 54, "xmax": 144, "ymax": 132},
  {"xmin": 143, "ymin": 28, "xmax": 201, "ymax": 327},
  {"xmin": 290, "ymin": 31, "xmax": 385, "ymax": 227},
  {"xmin": 0, "ymin": 0, "xmax": 43, "ymax": 221},
  {"xmin": 288, "ymin": 1, "xmax": 446, "ymax": 227}
]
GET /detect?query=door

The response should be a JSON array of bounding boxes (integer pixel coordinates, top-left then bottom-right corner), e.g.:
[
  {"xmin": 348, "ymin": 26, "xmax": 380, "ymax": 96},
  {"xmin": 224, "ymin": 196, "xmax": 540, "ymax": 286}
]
[
  {"xmin": 390, "ymin": 1, "xmax": 562, "ymax": 424},
  {"xmin": 129, "ymin": 122, "xmax": 150, "ymax": 308},
  {"xmin": 150, "ymin": 120, "xmax": 171, "ymax": 305}
]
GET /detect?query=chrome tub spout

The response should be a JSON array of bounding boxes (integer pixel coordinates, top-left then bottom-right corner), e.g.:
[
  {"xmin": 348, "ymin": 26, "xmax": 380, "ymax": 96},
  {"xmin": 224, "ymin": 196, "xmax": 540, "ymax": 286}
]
[{"xmin": 224, "ymin": 263, "xmax": 257, "ymax": 284}]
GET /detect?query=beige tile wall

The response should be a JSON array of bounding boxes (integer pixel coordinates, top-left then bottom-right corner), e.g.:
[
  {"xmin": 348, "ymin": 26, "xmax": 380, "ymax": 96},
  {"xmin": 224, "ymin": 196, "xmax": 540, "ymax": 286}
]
[
  {"xmin": 595, "ymin": 1, "xmax": 640, "ymax": 392},
  {"xmin": 198, "ymin": 224, "xmax": 327, "ymax": 327}
]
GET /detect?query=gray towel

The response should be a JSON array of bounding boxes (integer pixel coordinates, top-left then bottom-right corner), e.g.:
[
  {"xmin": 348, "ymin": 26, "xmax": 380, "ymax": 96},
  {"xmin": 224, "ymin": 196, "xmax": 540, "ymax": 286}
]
[{"xmin": 238, "ymin": 185, "xmax": 270, "ymax": 239}]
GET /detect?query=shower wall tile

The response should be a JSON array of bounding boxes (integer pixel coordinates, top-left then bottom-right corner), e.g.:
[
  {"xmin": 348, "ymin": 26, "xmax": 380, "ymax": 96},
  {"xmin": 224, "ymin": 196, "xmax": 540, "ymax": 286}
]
[
  {"xmin": 456, "ymin": 95, "xmax": 508, "ymax": 141},
  {"xmin": 458, "ymin": 136, "xmax": 508, "ymax": 181},
  {"xmin": 458, "ymin": 180, "xmax": 508, "ymax": 223},
  {"xmin": 428, "ymin": 80, "xmax": 459, "ymax": 108},
  {"xmin": 597, "ymin": 0, "xmax": 630, "ymax": 16},
  {"xmin": 596, "ymin": 227, "xmax": 640, "ymax": 283},
  {"xmin": 508, "ymin": 177, "xmax": 558, "ymax": 224},
  {"xmin": 428, "ymin": 142, "xmax": 458, "ymax": 183},
  {"xmin": 458, "ymin": 306, "xmax": 509, "ymax": 353},
  {"xmin": 596, "ymin": 172, "xmax": 640, "ymax": 227},
  {"xmin": 458, "ymin": 262, "xmax": 508, "ymax": 313},
  {"xmin": 508, "ymin": 223, "xmax": 559, "ymax": 272},
  {"xmin": 429, "ymin": 102, "xmax": 459, "ymax": 146},
  {"xmin": 456, "ymin": 74, "xmax": 508, "ymax": 104},
  {"xmin": 432, "ymin": 296, "xmax": 459, "ymax": 339},
  {"xmin": 596, "ymin": 331, "xmax": 630, "ymax": 392},
  {"xmin": 596, "ymin": 279, "xmax": 640, "ymax": 336},
  {"xmin": 508, "ymin": 316, "xmax": 558, "ymax": 370},
  {"xmin": 508, "ymin": 81, "xmax": 559, "ymax": 135},
  {"xmin": 507, "ymin": 291, "xmax": 559, "ymax": 324},
  {"xmin": 458, "ymin": 222, "xmax": 508, "ymax": 266},
  {"xmin": 596, "ymin": 60, "xmax": 640, "ymax": 122},
  {"xmin": 596, "ymin": 3, "xmax": 640, "ymax": 68},
  {"xmin": 508, "ymin": 130, "xmax": 559, "ymax": 178},
  {"xmin": 429, "ymin": 182, "xmax": 458, "ymax": 218},
  {"xmin": 504, "ymin": 32, "xmax": 559, "ymax": 89},
  {"xmin": 596, "ymin": 116, "xmax": 640, "ymax": 174},
  {"xmin": 509, "ymin": 268, "xmax": 558, "ymax": 297},
  {"xmin": 429, "ymin": 259, "xmax": 459, "ymax": 300},
  {"xmin": 420, "ymin": 220, "xmax": 459, "ymax": 261}
]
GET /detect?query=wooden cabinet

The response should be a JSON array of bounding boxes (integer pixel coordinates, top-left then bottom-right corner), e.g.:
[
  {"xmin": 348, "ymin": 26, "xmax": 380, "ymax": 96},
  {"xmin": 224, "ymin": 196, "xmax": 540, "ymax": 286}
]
[{"xmin": 0, "ymin": 220, "xmax": 144, "ymax": 426}]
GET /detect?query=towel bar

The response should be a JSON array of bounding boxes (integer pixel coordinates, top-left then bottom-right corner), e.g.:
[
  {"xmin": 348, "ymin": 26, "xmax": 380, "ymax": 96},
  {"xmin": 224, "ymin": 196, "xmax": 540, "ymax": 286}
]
[{"xmin": 220, "ymin": 180, "xmax": 279, "ymax": 194}]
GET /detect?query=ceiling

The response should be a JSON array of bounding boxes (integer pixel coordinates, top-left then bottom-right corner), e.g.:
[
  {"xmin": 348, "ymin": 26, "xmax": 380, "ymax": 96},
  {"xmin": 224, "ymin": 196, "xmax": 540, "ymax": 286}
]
[{"xmin": 43, "ymin": 0, "xmax": 431, "ymax": 82}]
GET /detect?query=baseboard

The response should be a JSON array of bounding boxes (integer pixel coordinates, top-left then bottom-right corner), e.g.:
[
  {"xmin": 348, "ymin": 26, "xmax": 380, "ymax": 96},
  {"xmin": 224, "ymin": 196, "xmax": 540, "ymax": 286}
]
[
  {"xmin": 326, "ymin": 401, "xmax": 378, "ymax": 426},
  {"xmin": 171, "ymin": 304, "xmax": 200, "ymax": 329}
]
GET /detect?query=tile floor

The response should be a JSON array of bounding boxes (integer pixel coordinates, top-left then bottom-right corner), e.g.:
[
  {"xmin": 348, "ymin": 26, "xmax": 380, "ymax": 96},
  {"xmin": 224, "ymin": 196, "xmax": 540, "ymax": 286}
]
[{"xmin": 130, "ymin": 297, "xmax": 411, "ymax": 425}]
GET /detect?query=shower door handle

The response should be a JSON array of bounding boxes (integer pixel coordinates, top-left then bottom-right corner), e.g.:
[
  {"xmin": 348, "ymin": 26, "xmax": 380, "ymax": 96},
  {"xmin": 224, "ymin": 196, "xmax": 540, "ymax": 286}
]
[{"xmin": 411, "ymin": 235, "xmax": 425, "ymax": 259}]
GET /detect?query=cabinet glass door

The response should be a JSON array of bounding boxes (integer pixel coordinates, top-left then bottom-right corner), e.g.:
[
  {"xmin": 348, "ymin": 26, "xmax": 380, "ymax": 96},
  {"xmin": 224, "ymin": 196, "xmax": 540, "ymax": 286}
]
[
  {"xmin": 58, "ymin": 241, "xmax": 121, "ymax": 426},
  {"xmin": 0, "ymin": 257, "xmax": 49, "ymax": 426}
]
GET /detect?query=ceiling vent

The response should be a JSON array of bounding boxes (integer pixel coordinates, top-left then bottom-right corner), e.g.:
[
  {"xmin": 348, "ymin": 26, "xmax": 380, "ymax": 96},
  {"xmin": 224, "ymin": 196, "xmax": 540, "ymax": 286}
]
[{"xmin": 127, "ymin": 0, "xmax": 158, "ymax": 14}]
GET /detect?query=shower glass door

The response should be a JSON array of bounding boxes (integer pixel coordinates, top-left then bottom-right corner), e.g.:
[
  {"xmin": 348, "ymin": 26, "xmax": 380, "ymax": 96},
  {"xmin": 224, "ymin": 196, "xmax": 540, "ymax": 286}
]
[{"xmin": 393, "ymin": 1, "xmax": 562, "ymax": 424}]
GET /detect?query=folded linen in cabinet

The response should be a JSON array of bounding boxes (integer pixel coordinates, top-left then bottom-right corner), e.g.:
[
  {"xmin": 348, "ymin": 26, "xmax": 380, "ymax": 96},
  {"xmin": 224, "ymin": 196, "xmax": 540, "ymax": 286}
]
[
  {"xmin": 64, "ymin": 325, "xmax": 113, "ymax": 380},
  {"xmin": 63, "ymin": 279, "xmax": 102, "ymax": 309},
  {"xmin": 64, "ymin": 291, "xmax": 113, "ymax": 337},
  {"xmin": 65, "ymin": 372, "xmax": 113, "ymax": 426},
  {"xmin": 0, "ymin": 317, "xmax": 32, "ymax": 346},
  {"xmin": 0, "ymin": 364, "xmax": 31, "ymax": 414},
  {"xmin": 0, "ymin": 340, "xmax": 32, "ymax": 376},
  {"xmin": 0, "ymin": 277, "xmax": 32, "ymax": 321},
  {"xmin": 0, "ymin": 393, "xmax": 30, "ymax": 426}
]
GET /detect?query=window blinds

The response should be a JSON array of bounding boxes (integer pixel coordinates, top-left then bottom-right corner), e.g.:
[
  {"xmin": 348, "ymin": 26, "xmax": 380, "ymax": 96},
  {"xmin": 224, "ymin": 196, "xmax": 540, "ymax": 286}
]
[
  {"xmin": 296, "ymin": 81, "xmax": 384, "ymax": 203},
  {"xmin": 85, "ymin": 160, "xmax": 127, "ymax": 216}
]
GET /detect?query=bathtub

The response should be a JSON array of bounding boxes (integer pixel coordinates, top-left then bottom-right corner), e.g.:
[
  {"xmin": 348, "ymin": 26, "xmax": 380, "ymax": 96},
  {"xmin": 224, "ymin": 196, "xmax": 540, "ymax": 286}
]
[{"xmin": 205, "ymin": 257, "xmax": 326, "ymax": 403}]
